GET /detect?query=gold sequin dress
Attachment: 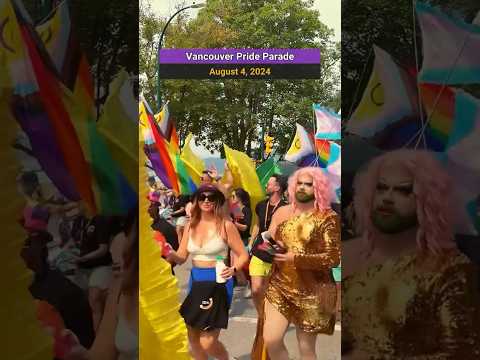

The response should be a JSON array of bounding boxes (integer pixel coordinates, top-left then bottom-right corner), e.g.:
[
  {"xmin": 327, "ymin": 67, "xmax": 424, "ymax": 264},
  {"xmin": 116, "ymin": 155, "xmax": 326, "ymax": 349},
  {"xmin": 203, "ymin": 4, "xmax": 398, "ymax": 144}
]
[
  {"xmin": 265, "ymin": 210, "xmax": 340, "ymax": 334},
  {"xmin": 343, "ymin": 249, "xmax": 480, "ymax": 359}
]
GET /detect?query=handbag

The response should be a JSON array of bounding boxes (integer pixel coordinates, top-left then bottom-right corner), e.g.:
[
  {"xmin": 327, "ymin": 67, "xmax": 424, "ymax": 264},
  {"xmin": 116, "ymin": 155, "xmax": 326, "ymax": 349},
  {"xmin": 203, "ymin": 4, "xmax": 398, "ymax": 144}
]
[{"xmin": 251, "ymin": 233, "xmax": 275, "ymax": 264}]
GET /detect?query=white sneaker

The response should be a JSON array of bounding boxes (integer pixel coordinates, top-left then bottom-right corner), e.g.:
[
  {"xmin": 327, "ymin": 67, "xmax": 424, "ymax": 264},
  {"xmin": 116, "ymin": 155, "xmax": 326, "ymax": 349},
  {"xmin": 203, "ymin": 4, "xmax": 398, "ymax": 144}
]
[{"xmin": 244, "ymin": 286, "xmax": 252, "ymax": 298}]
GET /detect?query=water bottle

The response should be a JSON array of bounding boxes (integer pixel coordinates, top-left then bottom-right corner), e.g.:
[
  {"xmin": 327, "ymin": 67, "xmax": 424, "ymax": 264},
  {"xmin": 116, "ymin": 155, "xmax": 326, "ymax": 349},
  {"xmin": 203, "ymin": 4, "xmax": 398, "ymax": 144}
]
[{"xmin": 215, "ymin": 255, "xmax": 227, "ymax": 283}]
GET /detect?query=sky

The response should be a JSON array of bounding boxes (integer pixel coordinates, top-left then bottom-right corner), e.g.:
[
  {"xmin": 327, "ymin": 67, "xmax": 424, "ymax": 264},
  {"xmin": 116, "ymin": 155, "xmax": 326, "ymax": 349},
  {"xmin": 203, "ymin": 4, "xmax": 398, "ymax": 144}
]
[{"xmin": 146, "ymin": 0, "xmax": 340, "ymax": 158}]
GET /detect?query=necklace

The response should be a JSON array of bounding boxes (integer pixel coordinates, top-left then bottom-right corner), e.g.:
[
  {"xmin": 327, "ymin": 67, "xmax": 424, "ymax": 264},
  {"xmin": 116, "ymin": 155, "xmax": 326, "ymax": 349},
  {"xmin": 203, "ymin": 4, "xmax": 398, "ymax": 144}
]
[{"xmin": 265, "ymin": 199, "xmax": 281, "ymax": 230}]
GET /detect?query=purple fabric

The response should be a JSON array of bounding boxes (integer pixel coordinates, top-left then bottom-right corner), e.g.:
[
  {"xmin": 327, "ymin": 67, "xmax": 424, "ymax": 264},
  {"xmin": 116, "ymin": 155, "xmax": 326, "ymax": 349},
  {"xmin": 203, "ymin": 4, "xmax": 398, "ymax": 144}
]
[
  {"xmin": 11, "ymin": 94, "xmax": 80, "ymax": 201},
  {"xmin": 144, "ymin": 144, "xmax": 172, "ymax": 189}
]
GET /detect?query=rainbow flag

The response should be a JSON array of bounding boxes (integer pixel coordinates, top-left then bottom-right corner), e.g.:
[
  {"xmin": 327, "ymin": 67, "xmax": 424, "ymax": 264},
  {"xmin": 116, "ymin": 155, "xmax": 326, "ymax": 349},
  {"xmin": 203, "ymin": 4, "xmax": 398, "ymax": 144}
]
[
  {"xmin": 140, "ymin": 97, "xmax": 180, "ymax": 193},
  {"xmin": 419, "ymin": 83, "xmax": 456, "ymax": 151},
  {"xmin": 7, "ymin": 0, "xmax": 97, "ymax": 212},
  {"xmin": 34, "ymin": 0, "xmax": 134, "ymax": 215},
  {"xmin": 155, "ymin": 103, "xmax": 180, "ymax": 153},
  {"xmin": 416, "ymin": 2, "xmax": 480, "ymax": 85},
  {"xmin": 446, "ymin": 90, "xmax": 480, "ymax": 172},
  {"xmin": 315, "ymin": 139, "xmax": 341, "ymax": 168}
]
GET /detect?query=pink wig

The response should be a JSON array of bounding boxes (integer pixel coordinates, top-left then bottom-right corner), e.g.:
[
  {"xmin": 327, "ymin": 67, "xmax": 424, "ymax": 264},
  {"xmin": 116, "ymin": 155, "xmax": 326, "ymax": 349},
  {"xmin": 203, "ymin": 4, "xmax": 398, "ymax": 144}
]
[
  {"xmin": 288, "ymin": 167, "xmax": 332, "ymax": 212},
  {"xmin": 353, "ymin": 149, "xmax": 455, "ymax": 255}
]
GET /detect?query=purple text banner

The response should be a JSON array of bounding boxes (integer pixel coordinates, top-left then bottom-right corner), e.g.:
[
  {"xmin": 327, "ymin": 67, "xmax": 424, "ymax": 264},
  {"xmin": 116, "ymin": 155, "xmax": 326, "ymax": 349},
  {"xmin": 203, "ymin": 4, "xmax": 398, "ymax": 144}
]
[{"xmin": 158, "ymin": 48, "xmax": 320, "ymax": 64}]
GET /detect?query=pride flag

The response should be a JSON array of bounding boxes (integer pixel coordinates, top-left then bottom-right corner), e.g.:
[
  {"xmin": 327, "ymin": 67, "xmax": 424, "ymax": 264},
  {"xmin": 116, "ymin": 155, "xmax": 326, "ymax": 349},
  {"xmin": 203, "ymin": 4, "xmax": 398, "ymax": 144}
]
[
  {"xmin": 416, "ymin": 2, "xmax": 480, "ymax": 85},
  {"xmin": 35, "ymin": 0, "xmax": 94, "ymax": 101},
  {"xmin": 180, "ymin": 133, "xmax": 205, "ymax": 186},
  {"xmin": 313, "ymin": 104, "xmax": 341, "ymax": 140},
  {"xmin": 346, "ymin": 45, "xmax": 418, "ymax": 138},
  {"xmin": 140, "ymin": 97, "xmax": 179, "ymax": 193},
  {"xmin": 6, "ymin": 0, "xmax": 96, "ymax": 212},
  {"xmin": 285, "ymin": 123, "xmax": 315, "ymax": 163},
  {"xmin": 419, "ymin": 83, "xmax": 456, "ymax": 151},
  {"xmin": 315, "ymin": 139, "xmax": 341, "ymax": 168}
]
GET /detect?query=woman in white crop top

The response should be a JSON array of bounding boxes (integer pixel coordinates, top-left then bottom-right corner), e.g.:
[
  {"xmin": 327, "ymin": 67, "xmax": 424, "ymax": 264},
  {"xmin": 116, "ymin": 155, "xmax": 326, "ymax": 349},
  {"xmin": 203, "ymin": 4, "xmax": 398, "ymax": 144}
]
[{"xmin": 167, "ymin": 184, "xmax": 248, "ymax": 360}]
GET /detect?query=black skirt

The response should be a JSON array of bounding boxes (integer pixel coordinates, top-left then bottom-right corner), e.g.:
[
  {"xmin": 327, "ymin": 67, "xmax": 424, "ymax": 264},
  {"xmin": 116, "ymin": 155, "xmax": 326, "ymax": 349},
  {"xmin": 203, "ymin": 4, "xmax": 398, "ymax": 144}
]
[{"xmin": 180, "ymin": 267, "xmax": 233, "ymax": 331}]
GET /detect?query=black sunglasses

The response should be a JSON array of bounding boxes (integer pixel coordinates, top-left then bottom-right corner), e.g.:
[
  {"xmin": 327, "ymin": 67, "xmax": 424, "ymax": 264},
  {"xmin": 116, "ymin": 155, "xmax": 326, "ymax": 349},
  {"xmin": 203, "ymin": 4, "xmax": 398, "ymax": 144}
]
[{"xmin": 198, "ymin": 193, "xmax": 218, "ymax": 202}]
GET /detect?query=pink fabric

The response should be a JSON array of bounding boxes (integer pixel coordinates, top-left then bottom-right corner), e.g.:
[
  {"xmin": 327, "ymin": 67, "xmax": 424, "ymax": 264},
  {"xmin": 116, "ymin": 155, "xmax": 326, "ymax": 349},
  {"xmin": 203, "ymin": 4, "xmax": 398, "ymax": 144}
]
[{"xmin": 23, "ymin": 206, "xmax": 48, "ymax": 231}]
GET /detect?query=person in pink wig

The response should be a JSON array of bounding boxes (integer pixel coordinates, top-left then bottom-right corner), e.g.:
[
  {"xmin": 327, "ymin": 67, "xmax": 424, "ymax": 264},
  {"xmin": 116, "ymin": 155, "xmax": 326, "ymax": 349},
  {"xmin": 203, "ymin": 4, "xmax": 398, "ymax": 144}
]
[
  {"xmin": 342, "ymin": 149, "xmax": 480, "ymax": 359},
  {"xmin": 252, "ymin": 167, "xmax": 340, "ymax": 360}
]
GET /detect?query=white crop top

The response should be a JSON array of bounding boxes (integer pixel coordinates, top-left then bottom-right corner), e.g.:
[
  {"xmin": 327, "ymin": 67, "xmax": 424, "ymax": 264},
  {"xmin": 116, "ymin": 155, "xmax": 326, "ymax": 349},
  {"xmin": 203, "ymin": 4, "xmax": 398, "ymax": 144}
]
[{"xmin": 187, "ymin": 229, "xmax": 228, "ymax": 262}]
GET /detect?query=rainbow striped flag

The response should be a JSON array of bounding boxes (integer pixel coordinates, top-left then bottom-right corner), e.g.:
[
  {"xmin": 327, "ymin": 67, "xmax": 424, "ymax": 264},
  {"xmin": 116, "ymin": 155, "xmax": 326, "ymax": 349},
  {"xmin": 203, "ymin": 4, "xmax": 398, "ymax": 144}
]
[
  {"xmin": 6, "ymin": 0, "xmax": 97, "ymax": 212},
  {"xmin": 140, "ymin": 97, "xmax": 180, "ymax": 194},
  {"xmin": 419, "ymin": 83, "xmax": 456, "ymax": 151},
  {"xmin": 315, "ymin": 139, "xmax": 341, "ymax": 168}
]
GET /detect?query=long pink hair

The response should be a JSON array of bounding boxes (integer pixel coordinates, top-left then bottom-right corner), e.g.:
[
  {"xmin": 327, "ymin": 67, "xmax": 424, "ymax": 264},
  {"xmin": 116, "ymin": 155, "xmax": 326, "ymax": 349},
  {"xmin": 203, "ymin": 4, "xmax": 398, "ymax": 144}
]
[
  {"xmin": 353, "ymin": 149, "xmax": 455, "ymax": 255},
  {"xmin": 288, "ymin": 167, "xmax": 332, "ymax": 212}
]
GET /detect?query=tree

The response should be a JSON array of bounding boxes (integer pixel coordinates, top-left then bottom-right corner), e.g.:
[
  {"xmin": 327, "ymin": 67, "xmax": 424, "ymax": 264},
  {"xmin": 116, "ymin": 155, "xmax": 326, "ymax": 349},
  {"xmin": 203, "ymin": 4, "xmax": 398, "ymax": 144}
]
[{"xmin": 140, "ymin": 0, "xmax": 340, "ymax": 158}]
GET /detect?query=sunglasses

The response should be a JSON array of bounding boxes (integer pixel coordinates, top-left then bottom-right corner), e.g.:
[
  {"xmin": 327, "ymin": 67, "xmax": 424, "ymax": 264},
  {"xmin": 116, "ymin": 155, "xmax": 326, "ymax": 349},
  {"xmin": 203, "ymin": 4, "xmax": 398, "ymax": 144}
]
[{"xmin": 198, "ymin": 193, "xmax": 218, "ymax": 203}]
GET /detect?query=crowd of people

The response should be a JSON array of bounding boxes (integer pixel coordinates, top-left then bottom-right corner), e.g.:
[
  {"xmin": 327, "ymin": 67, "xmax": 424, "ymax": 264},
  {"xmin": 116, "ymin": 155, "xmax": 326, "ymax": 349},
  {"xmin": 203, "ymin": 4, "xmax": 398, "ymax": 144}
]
[
  {"xmin": 148, "ymin": 165, "xmax": 342, "ymax": 360},
  {"xmin": 17, "ymin": 171, "xmax": 139, "ymax": 360}
]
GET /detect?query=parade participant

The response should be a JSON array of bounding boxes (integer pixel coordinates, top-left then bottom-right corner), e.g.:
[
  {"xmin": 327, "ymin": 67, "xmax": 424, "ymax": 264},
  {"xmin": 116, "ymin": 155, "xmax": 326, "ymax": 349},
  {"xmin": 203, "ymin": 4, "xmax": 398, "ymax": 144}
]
[
  {"xmin": 342, "ymin": 149, "xmax": 480, "ymax": 358},
  {"xmin": 261, "ymin": 167, "xmax": 340, "ymax": 360},
  {"xmin": 64, "ymin": 209, "xmax": 139, "ymax": 360},
  {"xmin": 230, "ymin": 188, "xmax": 253, "ymax": 295},
  {"xmin": 21, "ymin": 231, "xmax": 95, "ymax": 351},
  {"xmin": 72, "ymin": 215, "xmax": 113, "ymax": 332},
  {"xmin": 249, "ymin": 175, "xmax": 288, "ymax": 312},
  {"xmin": 166, "ymin": 184, "xmax": 248, "ymax": 360}
]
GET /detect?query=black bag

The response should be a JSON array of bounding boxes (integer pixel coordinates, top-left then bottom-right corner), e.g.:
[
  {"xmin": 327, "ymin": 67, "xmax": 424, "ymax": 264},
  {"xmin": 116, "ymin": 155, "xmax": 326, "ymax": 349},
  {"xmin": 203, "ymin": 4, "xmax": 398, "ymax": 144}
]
[
  {"xmin": 180, "ymin": 280, "xmax": 229, "ymax": 331},
  {"xmin": 250, "ymin": 233, "xmax": 275, "ymax": 264}
]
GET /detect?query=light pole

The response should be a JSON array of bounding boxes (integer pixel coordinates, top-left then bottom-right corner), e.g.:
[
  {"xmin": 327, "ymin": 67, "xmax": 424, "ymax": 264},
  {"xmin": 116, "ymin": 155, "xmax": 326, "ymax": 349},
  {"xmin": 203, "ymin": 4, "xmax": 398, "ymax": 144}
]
[{"xmin": 156, "ymin": 2, "xmax": 205, "ymax": 111}]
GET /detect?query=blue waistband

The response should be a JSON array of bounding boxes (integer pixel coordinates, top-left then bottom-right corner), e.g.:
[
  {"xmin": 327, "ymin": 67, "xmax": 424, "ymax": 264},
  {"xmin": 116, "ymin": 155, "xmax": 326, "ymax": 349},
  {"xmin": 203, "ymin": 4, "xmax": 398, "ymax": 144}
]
[{"xmin": 189, "ymin": 267, "xmax": 234, "ymax": 305}]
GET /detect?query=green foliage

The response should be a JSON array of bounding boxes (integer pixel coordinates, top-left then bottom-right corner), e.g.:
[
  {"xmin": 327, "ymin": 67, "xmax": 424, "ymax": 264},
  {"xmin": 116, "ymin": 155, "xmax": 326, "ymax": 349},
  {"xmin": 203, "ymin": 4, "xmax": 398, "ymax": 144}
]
[{"xmin": 140, "ymin": 0, "xmax": 340, "ymax": 158}]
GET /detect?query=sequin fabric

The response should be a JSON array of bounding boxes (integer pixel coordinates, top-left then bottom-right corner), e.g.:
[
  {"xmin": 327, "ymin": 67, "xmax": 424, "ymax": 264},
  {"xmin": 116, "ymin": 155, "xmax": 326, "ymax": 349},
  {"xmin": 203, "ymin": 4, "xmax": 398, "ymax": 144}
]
[
  {"xmin": 265, "ymin": 210, "xmax": 340, "ymax": 334},
  {"xmin": 343, "ymin": 250, "xmax": 480, "ymax": 359}
]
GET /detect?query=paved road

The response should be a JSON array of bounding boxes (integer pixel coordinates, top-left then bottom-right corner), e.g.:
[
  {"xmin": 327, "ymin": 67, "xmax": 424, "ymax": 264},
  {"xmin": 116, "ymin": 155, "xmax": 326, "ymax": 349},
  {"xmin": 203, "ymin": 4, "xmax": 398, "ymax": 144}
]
[{"xmin": 174, "ymin": 259, "xmax": 341, "ymax": 359}]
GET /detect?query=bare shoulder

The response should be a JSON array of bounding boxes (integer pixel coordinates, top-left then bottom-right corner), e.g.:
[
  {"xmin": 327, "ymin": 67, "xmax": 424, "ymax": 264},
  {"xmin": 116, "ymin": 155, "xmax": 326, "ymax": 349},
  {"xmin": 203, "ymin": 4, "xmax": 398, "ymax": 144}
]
[
  {"xmin": 273, "ymin": 204, "xmax": 293, "ymax": 221},
  {"xmin": 224, "ymin": 219, "xmax": 236, "ymax": 231}
]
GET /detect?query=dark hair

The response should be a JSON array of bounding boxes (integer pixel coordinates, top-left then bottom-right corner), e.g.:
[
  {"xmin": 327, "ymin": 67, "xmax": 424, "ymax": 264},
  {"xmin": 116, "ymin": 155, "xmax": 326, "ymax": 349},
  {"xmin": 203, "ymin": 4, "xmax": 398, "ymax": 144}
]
[
  {"xmin": 234, "ymin": 188, "xmax": 251, "ymax": 209},
  {"xmin": 271, "ymin": 174, "xmax": 288, "ymax": 193}
]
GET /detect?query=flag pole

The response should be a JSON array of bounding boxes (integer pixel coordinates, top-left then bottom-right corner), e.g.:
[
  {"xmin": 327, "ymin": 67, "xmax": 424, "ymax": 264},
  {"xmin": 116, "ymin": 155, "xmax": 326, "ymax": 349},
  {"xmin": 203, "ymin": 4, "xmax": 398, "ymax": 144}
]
[{"xmin": 412, "ymin": 0, "xmax": 427, "ymax": 149}]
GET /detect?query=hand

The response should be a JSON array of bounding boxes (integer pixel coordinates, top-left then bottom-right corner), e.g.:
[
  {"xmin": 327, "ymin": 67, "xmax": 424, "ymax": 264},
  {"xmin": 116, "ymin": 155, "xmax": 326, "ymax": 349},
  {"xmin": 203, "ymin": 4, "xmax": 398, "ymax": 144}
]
[
  {"xmin": 208, "ymin": 166, "xmax": 218, "ymax": 179},
  {"xmin": 59, "ymin": 329, "xmax": 88, "ymax": 360},
  {"xmin": 274, "ymin": 251, "xmax": 295, "ymax": 263},
  {"xmin": 221, "ymin": 266, "xmax": 235, "ymax": 279},
  {"xmin": 165, "ymin": 250, "xmax": 177, "ymax": 264}
]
